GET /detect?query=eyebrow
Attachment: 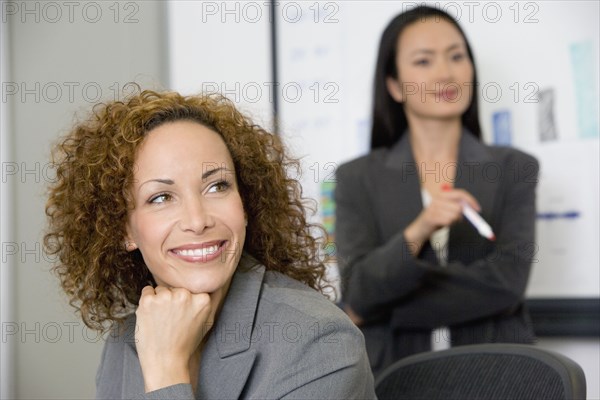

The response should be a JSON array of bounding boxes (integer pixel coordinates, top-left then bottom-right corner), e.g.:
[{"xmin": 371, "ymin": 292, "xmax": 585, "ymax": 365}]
[
  {"xmin": 202, "ymin": 167, "xmax": 229, "ymax": 180},
  {"xmin": 138, "ymin": 167, "xmax": 233, "ymax": 190},
  {"xmin": 142, "ymin": 178, "xmax": 174, "ymax": 186},
  {"xmin": 409, "ymin": 43, "xmax": 463, "ymax": 56}
]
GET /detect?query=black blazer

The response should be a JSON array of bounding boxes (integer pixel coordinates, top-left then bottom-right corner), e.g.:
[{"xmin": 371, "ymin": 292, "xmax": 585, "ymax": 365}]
[{"xmin": 335, "ymin": 131, "xmax": 539, "ymax": 375}]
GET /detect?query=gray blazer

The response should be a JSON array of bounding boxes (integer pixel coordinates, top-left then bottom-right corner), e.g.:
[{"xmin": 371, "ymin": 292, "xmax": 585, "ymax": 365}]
[
  {"xmin": 335, "ymin": 131, "xmax": 538, "ymax": 374},
  {"xmin": 96, "ymin": 257, "xmax": 376, "ymax": 399}
]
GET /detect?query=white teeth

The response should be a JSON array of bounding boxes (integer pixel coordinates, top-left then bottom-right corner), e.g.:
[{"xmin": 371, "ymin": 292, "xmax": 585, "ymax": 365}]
[{"xmin": 176, "ymin": 245, "xmax": 219, "ymax": 257}]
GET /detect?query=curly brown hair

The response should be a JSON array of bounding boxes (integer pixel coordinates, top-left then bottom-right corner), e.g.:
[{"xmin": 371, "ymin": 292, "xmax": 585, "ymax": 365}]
[{"xmin": 45, "ymin": 89, "xmax": 328, "ymax": 331}]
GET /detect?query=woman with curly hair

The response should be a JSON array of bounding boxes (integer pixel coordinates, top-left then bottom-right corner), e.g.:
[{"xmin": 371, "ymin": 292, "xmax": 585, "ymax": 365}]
[{"xmin": 45, "ymin": 90, "xmax": 375, "ymax": 399}]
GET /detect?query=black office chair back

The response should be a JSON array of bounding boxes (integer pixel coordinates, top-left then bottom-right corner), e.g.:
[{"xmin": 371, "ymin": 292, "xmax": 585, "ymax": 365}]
[{"xmin": 375, "ymin": 344, "xmax": 586, "ymax": 400}]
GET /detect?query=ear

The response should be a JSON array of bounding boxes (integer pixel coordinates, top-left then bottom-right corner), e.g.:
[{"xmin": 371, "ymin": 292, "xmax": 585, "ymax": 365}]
[
  {"xmin": 124, "ymin": 240, "xmax": 138, "ymax": 252},
  {"xmin": 386, "ymin": 76, "xmax": 404, "ymax": 103},
  {"xmin": 123, "ymin": 224, "xmax": 138, "ymax": 252}
]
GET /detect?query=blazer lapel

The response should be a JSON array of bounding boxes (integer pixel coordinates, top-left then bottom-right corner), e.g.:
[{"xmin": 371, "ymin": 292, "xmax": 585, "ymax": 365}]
[
  {"xmin": 449, "ymin": 131, "xmax": 498, "ymax": 261},
  {"xmin": 454, "ymin": 130, "xmax": 497, "ymax": 208},
  {"xmin": 379, "ymin": 134, "xmax": 440, "ymax": 263},
  {"xmin": 197, "ymin": 256, "xmax": 264, "ymax": 400},
  {"xmin": 379, "ymin": 134, "xmax": 424, "ymax": 239}
]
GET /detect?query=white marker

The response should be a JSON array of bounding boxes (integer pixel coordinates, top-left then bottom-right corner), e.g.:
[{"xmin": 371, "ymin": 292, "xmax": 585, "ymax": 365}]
[{"xmin": 461, "ymin": 202, "xmax": 496, "ymax": 241}]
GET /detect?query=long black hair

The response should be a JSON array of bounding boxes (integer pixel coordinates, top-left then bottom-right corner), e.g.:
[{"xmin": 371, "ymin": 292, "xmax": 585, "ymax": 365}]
[{"xmin": 370, "ymin": 6, "xmax": 482, "ymax": 149}]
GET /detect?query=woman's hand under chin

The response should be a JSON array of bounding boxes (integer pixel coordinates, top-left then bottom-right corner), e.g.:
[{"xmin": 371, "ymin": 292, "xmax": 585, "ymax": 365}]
[{"xmin": 134, "ymin": 285, "xmax": 217, "ymax": 393}]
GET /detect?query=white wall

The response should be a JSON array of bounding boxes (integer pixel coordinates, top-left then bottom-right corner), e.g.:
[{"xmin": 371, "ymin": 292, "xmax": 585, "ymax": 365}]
[{"xmin": 2, "ymin": 2, "xmax": 167, "ymax": 398}]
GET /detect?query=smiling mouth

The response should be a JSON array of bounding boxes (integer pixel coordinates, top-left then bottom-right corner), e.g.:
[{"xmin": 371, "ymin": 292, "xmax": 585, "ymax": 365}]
[
  {"xmin": 438, "ymin": 89, "xmax": 458, "ymax": 101},
  {"xmin": 170, "ymin": 241, "xmax": 226, "ymax": 262}
]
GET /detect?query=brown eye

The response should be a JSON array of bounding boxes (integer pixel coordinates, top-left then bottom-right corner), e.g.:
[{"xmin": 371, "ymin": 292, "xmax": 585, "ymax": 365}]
[
  {"xmin": 149, "ymin": 193, "xmax": 171, "ymax": 204},
  {"xmin": 207, "ymin": 180, "xmax": 231, "ymax": 194}
]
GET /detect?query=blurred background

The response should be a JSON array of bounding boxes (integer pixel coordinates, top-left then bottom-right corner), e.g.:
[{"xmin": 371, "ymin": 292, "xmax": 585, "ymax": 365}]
[{"xmin": 1, "ymin": 1, "xmax": 598, "ymax": 398}]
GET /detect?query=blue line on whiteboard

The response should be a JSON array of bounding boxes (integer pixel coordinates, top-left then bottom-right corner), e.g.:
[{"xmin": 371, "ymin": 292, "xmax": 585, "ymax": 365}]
[
  {"xmin": 492, "ymin": 110, "xmax": 512, "ymax": 145},
  {"xmin": 290, "ymin": 48, "xmax": 306, "ymax": 61},
  {"xmin": 537, "ymin": 211, "xmax": 581, "ymax": 220},
  {"xmin": 315, "ymin": 46, "xmax": 330, "ymax": 57}
]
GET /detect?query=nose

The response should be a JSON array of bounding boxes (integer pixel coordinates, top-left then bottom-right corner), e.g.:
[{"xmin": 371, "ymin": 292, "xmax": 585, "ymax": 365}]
[
  {"xmin": 436, "ymin": 58, "xmax": 453, "ymax": 82},
  {"xmin": 178, "ymin": 197, "xmax": 215, "ymax": 233}
]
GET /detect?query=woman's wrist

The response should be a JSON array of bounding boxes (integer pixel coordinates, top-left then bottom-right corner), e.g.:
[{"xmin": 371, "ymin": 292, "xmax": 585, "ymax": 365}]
[{"xmin": 403, "ymin": 216, "xmax": 432, "ymax": 256}]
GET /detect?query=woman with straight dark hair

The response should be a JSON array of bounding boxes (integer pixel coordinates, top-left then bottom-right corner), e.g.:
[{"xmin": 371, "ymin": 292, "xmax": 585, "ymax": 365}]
[{"xmin": 335, "ymin": 5, "xmax": 539, "ymax": 376}]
